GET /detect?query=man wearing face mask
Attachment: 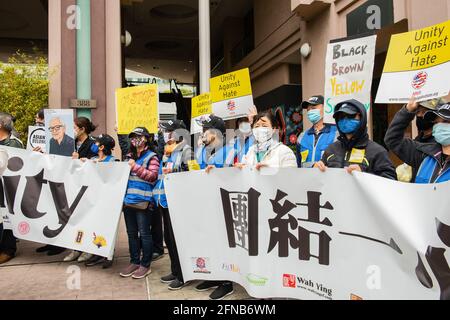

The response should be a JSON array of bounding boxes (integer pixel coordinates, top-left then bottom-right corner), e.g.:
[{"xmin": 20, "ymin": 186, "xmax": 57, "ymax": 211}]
[
  {"xmin": 315, "ymin": 99, "xmax": 397, "ymax": 180},
  {"xmin": 414, "ymin": 99, "xmax": 447, "ymax": 144},
  {"xmin": 233, "ymin": 117, "xmax": 255, "ymax": 163},
  {"xmin": 296, "ymin": 95, "xmax": 339, "ymax": 168},
  {"xmin": 385, "ymin": 97, "xmax": 450, "ymax": 184}
]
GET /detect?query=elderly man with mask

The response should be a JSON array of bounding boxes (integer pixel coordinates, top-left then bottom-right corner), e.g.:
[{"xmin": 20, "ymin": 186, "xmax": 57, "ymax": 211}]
[{"xmin": 48, "ymin": 117, "xmax": 75, "ymax": 156}]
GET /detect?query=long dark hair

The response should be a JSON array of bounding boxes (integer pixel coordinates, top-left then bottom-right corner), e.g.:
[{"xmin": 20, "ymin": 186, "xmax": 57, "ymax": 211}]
[{"xmin": 74, "ymin": 117, "xmax": 97, "ymax": 135}]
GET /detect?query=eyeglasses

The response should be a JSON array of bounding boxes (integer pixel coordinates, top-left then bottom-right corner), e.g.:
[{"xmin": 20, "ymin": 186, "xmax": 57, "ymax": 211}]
[{"xmin": 48, "ymin": 125, "xmax": 64, "ymax": 132}]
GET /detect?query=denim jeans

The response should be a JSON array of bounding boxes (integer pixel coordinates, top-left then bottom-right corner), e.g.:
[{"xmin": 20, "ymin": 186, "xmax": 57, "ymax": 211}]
[{"xmin": 124, "ymin": 207, "xmax": 153, "ymax": 268}]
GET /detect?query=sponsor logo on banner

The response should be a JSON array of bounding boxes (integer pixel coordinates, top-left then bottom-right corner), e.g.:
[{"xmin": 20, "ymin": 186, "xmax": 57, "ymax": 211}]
[
  {"xmin": 75, "ymin": 231, "xmax": 84, "ymax": 244},
  {"xmin": 412, "ymin": 71, "xmax": 428, "ymax": 90},
  {"xmin": 92, "ymin": 233, "xmax": 107, "ymax": 248},
  {"xmin": 222, "ymin": 263, "xmax": 241, "ymax": 274},
  {"xmin": 351, "ymin": 293, "xmax": 363, "ymax": 300},
  {"xmin": 227, "ymin": 100, "xmax": 236, "ymax": 111},
  {"xmin": 192, "ymin": 257, "xmax": 211, "ymax": 274},
  {"xmin": 283, "ymin": 274, "xmax": 296, "ymax": 288},
  {"xmin": 246, "ymin": 273, "xmax": 268, "ymax": 286},
  {"xmin": 18, "ymin": 222, "xmax": 30, "ymax": 235}
]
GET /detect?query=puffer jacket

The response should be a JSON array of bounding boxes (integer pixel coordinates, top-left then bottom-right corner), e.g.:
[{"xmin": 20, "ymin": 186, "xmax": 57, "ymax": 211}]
[{"xmin": 243, "ymin": 142, "xmax": 297, "ymax": 168}]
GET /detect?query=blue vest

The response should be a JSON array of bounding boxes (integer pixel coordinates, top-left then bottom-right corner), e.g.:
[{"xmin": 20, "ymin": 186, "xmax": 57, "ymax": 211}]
[
  {"xmin": 153, "ymin": 145, "xmax": 190, "ymax": 208},
  {"xmin": 415, "ymin": 155, "xmax": 450, "ymax": 184},
  {"xmin": 124, "ymin": 150, "xmax": 157, "ymax": 205},
  {"xmin": 234, "ymin": 135, "xmax": 255, "ymax": 163},
  {"xmin": 196, "ymin": 144, "xmax": 235, "ymax": 169},
  {"xmin": 297, "ymin": 124, "xmax": 338, "ymax": 167}
]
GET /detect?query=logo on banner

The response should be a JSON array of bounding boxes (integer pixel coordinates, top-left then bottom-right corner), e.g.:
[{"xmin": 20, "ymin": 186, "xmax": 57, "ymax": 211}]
[
  {"xmin": 412, "ymin": 71, "xmax": 428, "ymax": 90},
  {"xmin": 246, "ymin": 274, "xmax": 268, "ymax": 286},
  {"xmin": 92, "ymin": 233, "xmax": 107, "ymax": 248},
  {"xmin": 222, "ymin": 263, "xmax": 241, "ymax": 274},
  {"xmin": 18, "ymin": 221, "xmax": 30, "ymax": 235},
  {"xmin": 75, "ymin": 231, "xmax": 84, "ymax": 244},
  {"xmin": 192, "ymin": 257, "xmax": 211, "ymax": 274},
  {"xmin": 227, "ymin": 100, "xmax": 236, "ymax": 111},
  {"xmin": 350, "ymin": 293, "xmax": 363, "ymax": 300},
  {"xmin": 283, "ymin": 274, "xmax": 296, "ymax": 288}
]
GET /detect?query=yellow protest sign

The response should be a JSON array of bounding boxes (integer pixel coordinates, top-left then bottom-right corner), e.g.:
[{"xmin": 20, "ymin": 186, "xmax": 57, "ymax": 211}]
[
  {"xmin": 116, "ymin": 84, "xmax": 159, "ymax": 134},
  {"xmin": 191, "ymin": 93, "xmax": 212, "ymax": 118},
  {"xmin": 210, "ymin": 68, "xmax": 254, "ymax": 120},
  {"xmin": 376, "ymin": 20, "xmax": 450, "ymax": 104}
]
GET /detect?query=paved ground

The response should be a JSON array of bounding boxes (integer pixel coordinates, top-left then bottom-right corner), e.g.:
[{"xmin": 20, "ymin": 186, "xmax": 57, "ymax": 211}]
[{"xmin": 0, "ymin": 218, "xmax": 251, "ymax": 300}]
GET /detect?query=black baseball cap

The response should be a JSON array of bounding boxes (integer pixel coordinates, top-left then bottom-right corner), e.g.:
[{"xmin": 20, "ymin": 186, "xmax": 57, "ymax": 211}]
[
  {"xmin": 201, "ymin": 115, "xmax": 226, "ymax": 134},
  {"xmin": 301, "ymin": 95, "xmax": 324, "ymax": 109},
  {"xmin": 96, "ymin": 134, "xmax": 116, "ymax": 151},
  {"xmin": 129, "ymin": 127, "xmax": 151, "ymax": 138},
  {"xmin": 333, "ymin": 100, "xmax": 360, "ymax": 119},
  {"xmin": 159, "ymin": 120, "xmax": 186, "ymax": 132},
  {"xmin": 424, "ymin": 103, "xmax": 450, "ymax": 122}
]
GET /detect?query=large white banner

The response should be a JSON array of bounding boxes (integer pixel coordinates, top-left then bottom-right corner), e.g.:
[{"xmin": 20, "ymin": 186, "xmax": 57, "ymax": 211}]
[
  {"xmin": 165, "ymin": 168, "xmax": 450, "ymax": 300},
  {"xmin": 0, "ymin": 147, "xmax": 130, "ymax": 259},
  {"xmin": 324, "ymin": 35, "xmax": 376, "ymax": 123}
]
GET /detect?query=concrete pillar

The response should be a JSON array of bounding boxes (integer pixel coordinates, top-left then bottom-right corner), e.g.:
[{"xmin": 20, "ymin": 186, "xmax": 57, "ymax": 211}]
[{"xmin": 199, "ymin": 0, "xmax": 211, "ymax": 93}]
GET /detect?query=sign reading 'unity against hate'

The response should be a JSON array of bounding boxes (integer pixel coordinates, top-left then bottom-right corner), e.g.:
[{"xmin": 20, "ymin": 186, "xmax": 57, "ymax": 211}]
[
  {"xmin": 376, "ymin": 20, "xmax": 450, "ymax": 103},
  {"xmin": 116, "ymin": 84, "xmax": 159, "ymax": 134},
  {"xmin": 210, "ymin": 68, "xmax": 254, "ymax": 120},
  {"xmin": 324, "ymin": 35, "xmax": 377, "ymax": 123},
  {"xmin": 191, "ymin": 93, "xmax": 212, "ymax": 134}
]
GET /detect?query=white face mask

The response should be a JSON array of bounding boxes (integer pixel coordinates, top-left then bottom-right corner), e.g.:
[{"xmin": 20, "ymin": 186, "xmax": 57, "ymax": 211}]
[
  {"xmin": 239, "ymin": 122, "xmax": 252, "ymax": 134},
  {"xmin": 252, "ymin": 127, "xmax": 273, "ymax": 143}
]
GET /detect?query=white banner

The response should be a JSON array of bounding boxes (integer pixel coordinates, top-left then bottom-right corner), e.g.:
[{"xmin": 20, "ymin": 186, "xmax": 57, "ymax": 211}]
[
  {"xmin": 0, "ymin": 147, "xmax": 130, "ymax": 259},
  {"xmin": 324, "ymin": 35, "xmax": 376, "ymax": 123},
  {"xmin": 165, "ymin": 167, "xmax": 450, "ymax": 300}
]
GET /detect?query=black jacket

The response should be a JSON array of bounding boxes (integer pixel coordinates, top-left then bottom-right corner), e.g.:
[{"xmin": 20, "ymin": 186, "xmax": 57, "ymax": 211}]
[
  {"xmin": 76, "ymin": 136, "xmax": 97, "ymax": 159},
  {"xmin": 384, "ymin": 107, "xmax": 448, "ymax": 183},
  {"xmin": 322, "ymin": 100, "xmax": 397, "ymax": 180},
  {"xmin": 49, "ymin": 134, "xmax": 75, "ymax": 157}
]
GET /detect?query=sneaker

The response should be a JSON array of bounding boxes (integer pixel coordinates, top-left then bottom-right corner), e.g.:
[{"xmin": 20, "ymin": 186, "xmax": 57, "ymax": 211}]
[
  {"xmin": 195, "ymin": 281, "xmax": 221, "ymax": 292},
  {"xmin": 77, "ymin": 252, "xmax": 93, "ymax": 263},
  {"xmin": 0, "ymin": 253, "xmax": 14, "ymax": 265},
  {"xmin": 160, "ymin": 274, "xmax": 176, "ymax": 284},
  {"xmin": 47, "ymin": 246, "xmax": 66, "ymax": 256},
  {"xmin": 120, "ymin": 264, "xmax": 140, "ymax": 277},
  {"xmin": 36, "ymin": 245, "xmax": 53, "ymax": 253},
  {"xmin": 85, "ymin": 255, "xmax": 105, "ymax": 267},
  {"xmin": 63, "ymin": 250, "xmax": 81, "ymax": 262},
  {"xmin": 168, "ymin": 279, "xmax": 187, "ymax": 291},
  {"xmin": 102, "ymin": 259, "xmax": 113, "ymax": 269},
  {"xmin": 209, "ymin": 283, "xmax": 234, "ymax": 300},
  {"xmin": 132, "ymin": 266, "xmax": 152, "ymax": 279},
  {"xmin": 152, "ymin": 252, "xmax": 164, "ymax": 261}
]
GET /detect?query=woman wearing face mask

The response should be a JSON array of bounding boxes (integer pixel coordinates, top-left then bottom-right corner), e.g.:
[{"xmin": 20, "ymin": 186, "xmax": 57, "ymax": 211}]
[
  {"xmin": 385, "ymin": 97, "xmax": 450, "ymax": 183},
  {"xmin": 296, "ymin": 95, "xmax": 339, "ymax": 168},
  {"xmin": 119, "ymin": 127, "xmax": 160, "ymax": 279},
  {"xmin": 314, "ymin": 99, "xmax": 397, "ymax": 180},
  {"xmin": 236, "ymin": 111, "xmax": 297, "ymax": 170}
]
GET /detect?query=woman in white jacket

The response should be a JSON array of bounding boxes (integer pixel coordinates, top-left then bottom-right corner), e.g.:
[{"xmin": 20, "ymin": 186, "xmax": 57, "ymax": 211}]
[
  {"xmin": 236, "ymin": 111, "xmax": 297, "ymax": 170},
  {"xmin": 0, "ymin": 149, "xmax": 8, "ymax": 241}
]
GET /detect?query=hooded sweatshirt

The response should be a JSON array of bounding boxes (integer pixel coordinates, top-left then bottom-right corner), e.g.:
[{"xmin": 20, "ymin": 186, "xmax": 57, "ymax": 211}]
[{"xmin": 321, "ymin": 100, "xmax": 397, "ymax": 180}]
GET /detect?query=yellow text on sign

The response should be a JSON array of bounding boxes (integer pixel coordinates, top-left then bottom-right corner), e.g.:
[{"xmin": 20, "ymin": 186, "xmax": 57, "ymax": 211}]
[
  {"xmin": 116, "ymin": 84, "xmax": 159, "ymax": 134},
  {"xmin": 383, "ymin": 20, "xmax": 450, "ymax": 72},
  {"xmin": 191, "ymin": 93, "xmax": 212, "ymax": 118},
  {"xmin": 210, "ymin": 68, "xmax": 252, "ymax": 102}
]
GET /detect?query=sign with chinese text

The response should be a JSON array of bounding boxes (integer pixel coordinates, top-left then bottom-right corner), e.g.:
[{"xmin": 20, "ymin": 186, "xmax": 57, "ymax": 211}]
[
  {"xmin": 116, "ymin": 84, "xmax": 159, "ymax": 134},
  {"xmin": 210, "ymin": 68, "xmax": 254, "ymax": 120},
  {"xmin": 376, "ymin": 20, "xmax": 450, "ymax": 104},
  {"xmin": 191, "ymin": 93, "xmax": 212, "ymax": 134},
  {"xmin": 324, "ymin": 35, "xmax": 377, "ymax": 123},
  {"xmin": 165, "ymin": 168, "xmax": 449, "ymax": 300}
]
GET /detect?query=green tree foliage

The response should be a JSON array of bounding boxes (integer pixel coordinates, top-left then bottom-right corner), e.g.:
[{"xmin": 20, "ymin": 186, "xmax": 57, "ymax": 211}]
[{"xmin": 0, "ymin": 51, "xmax": 49, "ymax": 143}]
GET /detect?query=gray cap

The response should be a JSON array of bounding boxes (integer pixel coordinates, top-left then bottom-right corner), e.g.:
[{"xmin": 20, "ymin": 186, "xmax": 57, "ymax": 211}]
[{"xmin": 419, "ymin": 97, "xmax": 448, "ymax": 111}]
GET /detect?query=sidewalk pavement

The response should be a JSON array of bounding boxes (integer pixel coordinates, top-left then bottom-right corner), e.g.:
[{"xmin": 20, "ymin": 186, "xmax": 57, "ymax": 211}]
[{"xmin": 0, "ymin": 218, "xmax": 251, "ymax": 300}]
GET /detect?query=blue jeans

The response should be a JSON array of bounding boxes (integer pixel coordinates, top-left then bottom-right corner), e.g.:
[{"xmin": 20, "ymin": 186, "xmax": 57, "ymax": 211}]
[{"xmin": 123, "ymin": 207, "xmax": 153, "ymax": 268}]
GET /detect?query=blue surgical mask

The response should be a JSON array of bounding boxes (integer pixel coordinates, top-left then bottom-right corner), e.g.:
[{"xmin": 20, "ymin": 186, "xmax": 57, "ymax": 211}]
[
  {"xmin": 90, "ymin": 143, "xmax": 100, "ymax": 154},
  {"xmin": 338, "ymin": 118, "xmax": 361, "ymax": 134},
  {"xmin": 307, "ymin": 109, "xmax": 322, "ymax": 124},
  {"xmin": 432, "ymin": 123, "xmax": 450, "ymax": 146}
]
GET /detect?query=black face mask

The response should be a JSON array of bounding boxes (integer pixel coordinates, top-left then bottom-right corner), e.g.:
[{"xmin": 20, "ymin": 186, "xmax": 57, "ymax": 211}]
[{"xmin": 416, "ymin": 116, "xmax": 434, "ymax": 132}]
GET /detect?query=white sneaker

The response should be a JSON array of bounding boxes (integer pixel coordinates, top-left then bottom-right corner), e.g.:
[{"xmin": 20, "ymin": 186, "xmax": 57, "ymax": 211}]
[
  {"xmin": 64, "ymin": 250, "xmax": 81, "ymax": 262},
  {"xmin": 77, "ymin": 252, "xmax": 93, "ymax": 263}
]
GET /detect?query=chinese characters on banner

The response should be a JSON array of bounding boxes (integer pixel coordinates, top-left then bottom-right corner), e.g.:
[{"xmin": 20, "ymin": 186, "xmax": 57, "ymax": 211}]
[
  {"xmin": 116, "ymin": 84, "xmax": 159, "ymax": 134},
  {"xmin": 191, "ymin": 93, "xmax": 212, "ymax": 134},
  {"xmin": 376, "ymin": 20, "xmax": 450, "ymax": 103},
  {"xmin": 210, "ymin": 68, "xmax": 254, "ymax": 120},
  {"xmin": 164, "ymin": 168, "xmax": 450, "ymax": 300},
  {"xmin": 324, "ymin": 35, "xmax": 377, "ymax": 123}
]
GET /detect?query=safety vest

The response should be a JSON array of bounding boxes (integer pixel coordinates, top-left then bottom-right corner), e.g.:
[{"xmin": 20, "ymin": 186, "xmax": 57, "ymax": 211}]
[
  {"xmin": 153, "ymin": 145, "xmax": 190, "ymax": 208},
  {"xmin": 124, "ymin": 150, "xmax": 157, "ymax": 205},
  {"xmin": 415, "ymin": 155, "xmax": 450, "ymax": 184},
  {"xmin": 297, "ymin": 124, "xmax": 338, "ymax": 168},
  {"xmin": 196, "ymin": 144, "xmax": 235, "ymax": 169}
]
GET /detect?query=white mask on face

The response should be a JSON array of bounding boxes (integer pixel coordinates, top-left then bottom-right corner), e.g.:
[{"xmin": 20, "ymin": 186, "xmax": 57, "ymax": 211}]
[
  {"xmin": 252, "ymin": 127, "xmax": 273, "ymax": 143},
  {"xmin": 239, "ymin": 122, "xmax": 252, "ymax": 134}
]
